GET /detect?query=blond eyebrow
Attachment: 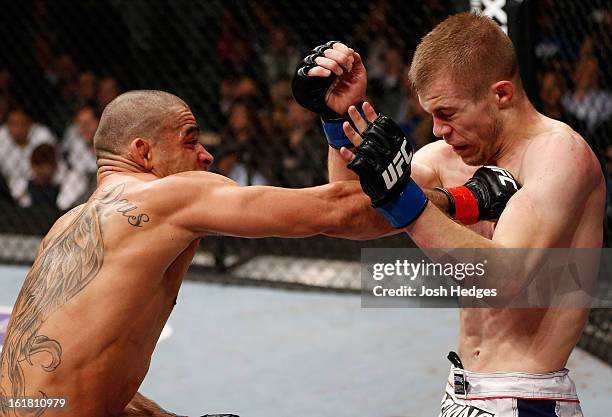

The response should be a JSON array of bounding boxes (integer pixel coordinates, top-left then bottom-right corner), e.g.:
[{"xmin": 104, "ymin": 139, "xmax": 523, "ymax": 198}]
[{"xmin": 432, "ymin": 106, "xmax": 456, "ymax": 113}]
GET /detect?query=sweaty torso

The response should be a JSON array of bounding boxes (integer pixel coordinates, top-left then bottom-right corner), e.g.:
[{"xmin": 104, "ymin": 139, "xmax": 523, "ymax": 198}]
[
  {"xmin": 419, "ymin": 117, "xmax": 604, "ymax": 373},
  {"xmin": 0, "ymin": 175, "xmax": 199, "ymax": 417}
]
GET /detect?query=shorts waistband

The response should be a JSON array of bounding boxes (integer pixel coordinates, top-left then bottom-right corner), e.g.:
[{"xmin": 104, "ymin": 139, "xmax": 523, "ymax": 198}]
[{"xmin": 447, "ymin": 365, "xmax": 579, "ymax": 402}]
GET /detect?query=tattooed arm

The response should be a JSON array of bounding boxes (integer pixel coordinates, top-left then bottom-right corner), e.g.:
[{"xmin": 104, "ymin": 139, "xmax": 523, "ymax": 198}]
[{"xmin": 160, "ymin": 171, "xmax": 393, "ymax": 240}]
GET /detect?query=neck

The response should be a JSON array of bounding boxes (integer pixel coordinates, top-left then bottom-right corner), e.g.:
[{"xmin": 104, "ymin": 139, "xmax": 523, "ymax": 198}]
[
  {"xmin": 96, "ymin": 156, "xmax": 153, "ymax": 183},
  {"xmin": 488, "ymin": 99, "xmax": 540, "ymax": 167}
]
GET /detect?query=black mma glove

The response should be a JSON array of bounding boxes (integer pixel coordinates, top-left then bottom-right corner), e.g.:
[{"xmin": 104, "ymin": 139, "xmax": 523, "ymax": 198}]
[
  {"xmin": 347, "ymin": 114, "xmax": 428, "ymax": 228},
  {"xmin": 435, "ymin": 166, "xmax": 521, "ymax": 224},
  {"xmin": 292, "ymin": 41, "xmax": 363, "ymax": 149}
]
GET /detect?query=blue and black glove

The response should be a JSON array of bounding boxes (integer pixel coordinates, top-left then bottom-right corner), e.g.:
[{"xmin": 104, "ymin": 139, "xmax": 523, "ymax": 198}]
[
  {"xmin": 347, "ymin": 114, "xmax": 428, "ymax": 228},
  {"xmin": 291, "ymin": 41, "xmax": 363, "ymax": 149}
]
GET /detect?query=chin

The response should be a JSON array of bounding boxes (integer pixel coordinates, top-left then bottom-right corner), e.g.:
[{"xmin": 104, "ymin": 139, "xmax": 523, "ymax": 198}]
[{"xmin": 460, "ymin": 154, "xmax": 487, "ymax": 166}]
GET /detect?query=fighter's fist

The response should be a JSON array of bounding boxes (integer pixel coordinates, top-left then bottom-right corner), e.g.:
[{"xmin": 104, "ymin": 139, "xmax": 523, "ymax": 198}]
[
  {"xmin": 436, "ymin": 166, "xmax": 521, "ymax": 224},
  {"xmin": 347, "ymin": 114, "xmax": 428, "ymax": 228},
  {"xmin": 292, "ymin": 41, "xmax": 366, "ymax": 119}
]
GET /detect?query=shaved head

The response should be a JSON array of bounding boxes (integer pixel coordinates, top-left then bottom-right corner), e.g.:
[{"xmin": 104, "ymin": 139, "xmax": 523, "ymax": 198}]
[{"xmin": 93, "ymin": 90, "xmax": 188, "ymax": 158}]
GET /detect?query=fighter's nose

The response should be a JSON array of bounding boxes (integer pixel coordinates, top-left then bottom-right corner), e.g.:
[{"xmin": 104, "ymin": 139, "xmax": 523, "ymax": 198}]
[{"xmin": 198, "ymin": 152, "xmax": 214, "ymax": 169}]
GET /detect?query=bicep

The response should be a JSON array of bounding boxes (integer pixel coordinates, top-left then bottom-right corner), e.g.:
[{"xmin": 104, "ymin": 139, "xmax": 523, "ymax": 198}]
[
  {"xmin": 412, "ymin": 162, "xmax": 441, "ymax": 189},
  {"xmin": 492, "ymin": 169, "xmax": 591, "ymax": 248},
  {"xmin": 411, "ymin": 142, "xmax": 443, "ymax": 189}
]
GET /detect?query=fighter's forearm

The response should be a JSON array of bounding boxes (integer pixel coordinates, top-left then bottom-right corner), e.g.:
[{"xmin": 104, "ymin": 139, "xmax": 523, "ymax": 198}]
[
  {"xmin": 328, "ymin": 148, "xmax": 358, "ymax": 182},
  {"xmin": 321, "ymin": 180, "xmax": 394, "ymax": 240},
  {"xmin": 405, "ymin": 201, "xmax": 499, "ymax": 249},
  {"xmin": 323, "ymin": 184, "xmax": 454, "ymax": 241},
  {"xmin": 425, "ymin": 189, "xmax": 450, "ymax": 213}
]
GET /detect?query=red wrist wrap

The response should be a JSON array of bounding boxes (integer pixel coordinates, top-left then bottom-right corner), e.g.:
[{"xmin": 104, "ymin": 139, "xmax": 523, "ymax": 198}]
[{"xmin": 447, "ymin": 186, "xmax": 479, "ymax": 225}]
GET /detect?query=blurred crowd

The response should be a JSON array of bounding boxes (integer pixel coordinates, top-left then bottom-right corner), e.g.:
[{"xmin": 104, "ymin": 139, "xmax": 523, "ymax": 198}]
[
  {"xmin": 0, "ymin": 0, "xmax": 610, "ymax": 234},
  {"xmin": 533, "ymin": 0, "xmax": 612, "ymax": 222}
]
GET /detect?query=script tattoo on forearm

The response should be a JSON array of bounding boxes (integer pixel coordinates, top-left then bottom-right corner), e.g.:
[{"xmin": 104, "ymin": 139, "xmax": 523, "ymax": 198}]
[{"xmin": 0, "ymin": 183, "xmax": 149, "ymax": 416}]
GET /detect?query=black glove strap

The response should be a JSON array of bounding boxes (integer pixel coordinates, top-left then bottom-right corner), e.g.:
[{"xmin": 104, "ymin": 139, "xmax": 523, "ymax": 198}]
[{"xmin": 434, "ymin": 187, "xmax": 456, "ymax": 217}]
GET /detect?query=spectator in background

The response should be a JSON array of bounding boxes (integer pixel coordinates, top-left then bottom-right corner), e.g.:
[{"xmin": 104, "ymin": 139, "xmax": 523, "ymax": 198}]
[
  {"xmin": 47, "ymin": 53, "xmax": 79, "ymax": 102},
  {"xmin": 352, "ymin": 0, "xmax": 401, "ymax": 79},
  {"xmin": 394, "ymin": 66, "xmax": 434, "ymax": 150},
  {"xmin": 216, "ymin": 10, "xmax": 257, "ymax": 74},
  {"xmin": 261, "ymin": 25, "xmax": 301, "ymax": 84},
  {"xmin": 45, "ymin": 53, "xmax": 80, "ymax": 133},
  {"xmin": 61, "ymin": 104, "xmax": 99, "ymax": 176},
  {"xmin": 280, "ymin": 100, "xmax": 327, "ymax": 187},
  {"xmin": 76, "ymin": 71, "xmax": 99, "ymax": 107},
  {"xmin": 215, "ymin": 145, "xmax": 268, "ymax": 186},
  {"xmin": 28, "ymin": 144, "xmax": 61, "ymax": 211},
  {"xmin": 225, "ymin": 99, "xmax": 267, "ymax": 147},
  {"xmin": 267, "ymin": 77, "xmax": 292, "ymax": 135},
  {"xmin": 97, "ymin": 75, "xmax": 121, "ymax": 111},
  {"xmin": 369, "ymin": 45, "xmax": 405, "ymax": 117},
  {"xmin": 219, "ymin": 73, "xmax": 259, "ymax": 117},
  {"xmin": 538, "ymin": 70, "xmax": 570, "ymax": 121},
  {"xmin": 534, "ymin": 0, "xmax": 579, "ymax": 68},
  {"xmin": 561, "ymin": 38, "xmax": 612, "ymax": 134},
  {"xmin": 27, "ymin": 143, "xmax": 87, "ymax": 211},
  {"xmin": 0, "ymin": 108, "xmax": 56, "ymax": 206},
  {"xmin": 222, "ymin": 99, "xmax": 274, "ymax": 183}
]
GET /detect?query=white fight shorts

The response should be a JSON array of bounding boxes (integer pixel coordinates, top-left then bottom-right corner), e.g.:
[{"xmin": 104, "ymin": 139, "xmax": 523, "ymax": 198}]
[{"xmin": 439, "ymin": 364, "xmax": 583, "ymax": 417}]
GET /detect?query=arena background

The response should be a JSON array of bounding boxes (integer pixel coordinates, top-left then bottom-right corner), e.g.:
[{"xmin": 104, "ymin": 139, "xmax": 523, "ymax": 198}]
[{"xmin": 0, "ymin": 0, "xmax": 611, "ymax": 415}]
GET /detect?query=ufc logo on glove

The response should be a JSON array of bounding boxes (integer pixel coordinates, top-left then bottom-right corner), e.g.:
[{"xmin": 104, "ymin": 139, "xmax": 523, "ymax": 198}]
[
  {"xmin": 383, "ymin": 140, "xmax": 412, "ymax": 189},
  {"xmin": 484, "ymin": 166, "xmax": 518, "ymax": 190}
]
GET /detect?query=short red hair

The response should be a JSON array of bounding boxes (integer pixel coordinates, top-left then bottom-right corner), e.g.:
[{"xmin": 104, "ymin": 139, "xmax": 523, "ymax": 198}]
[{"xmin": 409, "ymin": 13, "xmax": 522, "ymax": 99}]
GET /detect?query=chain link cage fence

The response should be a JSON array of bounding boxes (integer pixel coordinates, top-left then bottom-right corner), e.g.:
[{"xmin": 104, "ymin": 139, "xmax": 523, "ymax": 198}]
[{"xmin": 0, "ymin": 1, "xmax": 610, "ymax": 363}]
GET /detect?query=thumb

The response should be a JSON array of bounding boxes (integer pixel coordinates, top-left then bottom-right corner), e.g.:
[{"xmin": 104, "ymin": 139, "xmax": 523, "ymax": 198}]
[{"xmin": 339, "ymin": 147, "xmax": 356, "ymax": 163}]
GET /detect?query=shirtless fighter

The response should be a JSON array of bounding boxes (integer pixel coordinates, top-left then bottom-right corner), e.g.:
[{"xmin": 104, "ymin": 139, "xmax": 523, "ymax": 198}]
[
  {"xmin": 292, "ymin": 13, "xmax": 605, "ymax": 417},
  {"xmin": 0, "ymin": 89, "xmax": 409, "ymax": 417}
]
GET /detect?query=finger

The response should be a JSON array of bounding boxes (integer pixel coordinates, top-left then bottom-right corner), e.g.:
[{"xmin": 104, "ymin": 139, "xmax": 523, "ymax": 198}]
[
  {"xmin": 342, "ymin": 121, "xmax": 363, "ymax": 147},
  {"xmin": 362, "ymin": 101, "xmax": 378, "ymax": 123},
  {"xmin": 314, "ymin": 56, "xmax": 343, "ymax": 76},
  {"xmin": 324, "ymin": 49, "xmax": 354, "ymax": 73},
  {"xmin": 351, "ymin": 51, "xmax": 367, "ymax": 74},
  {"xmin": 307, "ymin": 66, "xmax": 332, "ymax": 77},
  {"xmin": 332, "ymin": 42, "xmax": 350, "ymax": 53},
  {"xmin": 339, "ymin": 146, "xmax": 356, "ymax": 163},
  {"xmin": 348, "ymin": 105, "xmax": 368, "ymax": 134}
]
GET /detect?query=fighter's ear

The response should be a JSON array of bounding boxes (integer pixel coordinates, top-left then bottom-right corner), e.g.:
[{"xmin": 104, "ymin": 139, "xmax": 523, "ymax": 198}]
[
  {"xmin": 129, "ymin": 138, "xmax": 153, "ymax": 170},
  {"xmin": 491, "ymin": 81, "xmax": 514, "ymax": 109}
]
